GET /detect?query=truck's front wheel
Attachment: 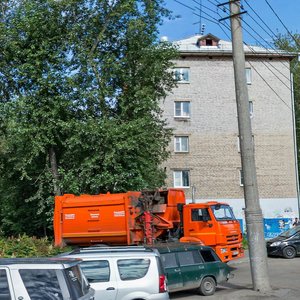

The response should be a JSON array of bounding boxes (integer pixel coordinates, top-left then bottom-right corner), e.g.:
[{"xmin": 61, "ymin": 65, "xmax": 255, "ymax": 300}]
[{"xmin": 198, "ymin": 276, "xmax": 216, "ymax": 296}]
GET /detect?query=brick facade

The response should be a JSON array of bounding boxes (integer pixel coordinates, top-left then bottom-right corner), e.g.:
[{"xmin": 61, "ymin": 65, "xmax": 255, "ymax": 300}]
[{"xmin": 162, "ymin": 35, "xmax": 298, "ymax": 219}]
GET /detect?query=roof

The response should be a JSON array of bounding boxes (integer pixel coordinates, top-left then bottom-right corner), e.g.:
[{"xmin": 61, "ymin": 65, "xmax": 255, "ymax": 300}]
[
  {"xmin": 173, "ymin": 33, "xmax": 297, "ymax": 59},
  {"xmin": 64, "ymin": 246, "xmax": 157, "ymax": 258},
  {"xmin": 149, "ymin": 242, "xmax": 212, "ymax": 254},
  {"xmin": 0, "ymin": 257, "xmax": 81, "ymax": 267}
]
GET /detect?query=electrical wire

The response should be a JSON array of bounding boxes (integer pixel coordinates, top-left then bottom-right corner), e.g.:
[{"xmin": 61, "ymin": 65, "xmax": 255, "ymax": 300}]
[
  {"xmin": 173, "ymin": 0, "xmax": 220, "ymax": 26},
  {"xmin": 244, "ymin": 0, "xmax": 278, "ymax": 39},
  {"xmin": 265, "ymin": 0, "xmax": 300, "ymax": 49},
  {"xmin": 172, "ymin": 0, "xmax": 293, "ymax": 109},
  {"xmin": 191, "ymin": 0, "xmax": 218, "ymax": 15}
]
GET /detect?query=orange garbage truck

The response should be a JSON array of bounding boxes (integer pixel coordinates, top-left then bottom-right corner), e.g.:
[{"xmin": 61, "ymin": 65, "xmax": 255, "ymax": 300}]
[{"xmin": 54, "ymin": 189, "xmax": 244, "ymax": 262}]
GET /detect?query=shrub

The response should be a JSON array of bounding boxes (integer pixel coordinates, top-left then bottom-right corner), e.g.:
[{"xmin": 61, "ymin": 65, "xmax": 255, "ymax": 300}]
[{"xmin": 0, "ymin": 235, "xmax": 71, "ymax": 257}]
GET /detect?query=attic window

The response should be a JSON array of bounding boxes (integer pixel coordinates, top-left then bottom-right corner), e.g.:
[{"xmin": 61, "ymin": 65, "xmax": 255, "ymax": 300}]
[{"xmin": 206, "ymin": 39, "xmax": 213, "ymax": 46}]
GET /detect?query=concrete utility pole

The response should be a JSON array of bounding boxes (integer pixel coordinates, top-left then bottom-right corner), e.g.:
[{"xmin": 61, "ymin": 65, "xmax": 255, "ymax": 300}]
[{"xmin": 228, "ymin": 0, "xmax": 271, "ymax": 292}]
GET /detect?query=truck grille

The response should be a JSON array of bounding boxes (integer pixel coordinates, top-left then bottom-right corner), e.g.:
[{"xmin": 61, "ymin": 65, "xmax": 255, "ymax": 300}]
[{"xmin": 226, "ymin": 234, "xmax": 239, "ymax": 244}]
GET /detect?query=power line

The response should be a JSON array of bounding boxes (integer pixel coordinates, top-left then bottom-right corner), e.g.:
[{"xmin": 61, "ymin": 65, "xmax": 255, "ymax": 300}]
[
  {"xmin": 191, "ymin": 0, "xmax": 218, "ymax": 16},
  {"xmin": 246, "ymin": 60, "xmax": 291, "ymax": 110},
  {"xmin": 265, "ymin": 0, "xmax": 300, "ymax": 49},
  {"xmin": 172, "ymin": 0, "xmax": 293, "ymax": 109},
  {"xmin": 174, "ymin": 0, "xmax": 220, "ymax": 26},
  {"xmin": 244, "ymin": 0, "xmax": 277, "ymax": 38}
]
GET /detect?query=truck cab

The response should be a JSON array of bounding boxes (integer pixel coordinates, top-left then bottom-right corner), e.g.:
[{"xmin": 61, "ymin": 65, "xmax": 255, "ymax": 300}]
[{"xmin": 181, "ymin": 202, "xmax": 244, "ymax": 262}]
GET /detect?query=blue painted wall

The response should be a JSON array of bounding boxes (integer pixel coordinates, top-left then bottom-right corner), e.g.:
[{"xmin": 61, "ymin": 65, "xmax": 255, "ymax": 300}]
[{"xmin": 239, "ymin": 218, "xmax": 295, "ymax": 239}]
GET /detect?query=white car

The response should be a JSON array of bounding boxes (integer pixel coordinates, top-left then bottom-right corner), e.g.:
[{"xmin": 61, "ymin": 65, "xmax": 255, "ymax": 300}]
[
  {"xmin": 0, "ymin": 257, "xmax": 95, "ymax": 300},
  {"xmin": 61, "ymin": 246, "xmax": 169, "ymax": 300}
]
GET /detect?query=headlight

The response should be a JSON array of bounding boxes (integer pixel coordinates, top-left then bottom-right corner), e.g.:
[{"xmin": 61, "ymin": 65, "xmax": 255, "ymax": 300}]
[
  {"xmin": 221, "ymin": 248, "xmax": 227, "ymax": 253},
  {"xmin": 270, "ymin": 241, "xmax": 282, "ymax": 247}
]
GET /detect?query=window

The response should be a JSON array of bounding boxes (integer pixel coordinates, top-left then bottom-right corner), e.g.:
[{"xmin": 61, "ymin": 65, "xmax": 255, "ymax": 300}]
[
  {"xmin": 174, "ymin": 101, "xmax": 190, "ymax": 118},
  {"xmin": 245, "ymin": 68, "xmax": 252, "ymax": 84},
  {"xmin": 191, "ymin": 208, "xmax": 211, "ymax": 221},
  {"xmin": 174, "ymin": 170, "xmax": 190, "ymax": 188},
  {"xmin": 239, "ymin": 169, "xmax": 244, "ymax": 186},
  {"xmin": 249, "ymin": 100, "xmax": 253, "ymax": 118},
  {"xmin": 175, "ymin": 136, "xmax": 189, "ymax": 152},
  {"xmin": 19, "ymin": 269, "xmax": 67, "ymax": 300},
  {"xmin": 178, "ymin": 251, "xmax": 194, "ymax": 266},
  {"xmin": 161, "ymin": 253, "xmax": 178, "ymax": 268},
  {"xmin": 173, "ymin": 68, "xmax": 190, "ymax": 83},
  {"xmin": 117, "ymin": 259, "xmax": 150, "ymax": 281},
  {"xmin": 80, "ymin": 260, "xmax": 110, "ymax": 283},
  {"xmin": 0, "ymin": 269, "xmax": 11, "ymax": 300},
  {"xmin": 200, "ymin": 250, "xmax": 220, "ymax": 262},
  {"xmin": 178, "ymin": 250, "xmax": 203, "ymax": 266},
  {"xmin": 211, "ymin": 204, "xmax": 236, "ymax": 221},
  {"xmin": 206, "ymin": 39, "xmax": 213, "ymax": 46}
]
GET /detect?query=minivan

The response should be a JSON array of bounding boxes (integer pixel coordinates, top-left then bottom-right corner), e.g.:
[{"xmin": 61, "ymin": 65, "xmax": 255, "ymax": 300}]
[
  {"xmin": 153, "ymin": 243, "xmax": 232, "ymax": 296},
  {"xmin": 62, "ymin": 246, "xmax": 169, "ymax": 300},
  {"xmin": 0, "ymin": 257, "xmax": 95, "ymax": 300}
]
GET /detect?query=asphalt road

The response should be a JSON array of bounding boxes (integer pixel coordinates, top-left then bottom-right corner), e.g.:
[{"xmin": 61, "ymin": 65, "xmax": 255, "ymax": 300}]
[{"xmin": 169, "ymin": 251, "xmax": 300, "ymax": 300}]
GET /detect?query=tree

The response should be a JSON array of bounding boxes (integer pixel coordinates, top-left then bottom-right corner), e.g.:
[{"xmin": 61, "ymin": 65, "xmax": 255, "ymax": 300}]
[
  {"xmin": 0, "ymin": 0, "xmax": 177, "ymax": 236},
  {"xmin": 274, "ymin": 33, "xmax": 300, "ymax": 181}
]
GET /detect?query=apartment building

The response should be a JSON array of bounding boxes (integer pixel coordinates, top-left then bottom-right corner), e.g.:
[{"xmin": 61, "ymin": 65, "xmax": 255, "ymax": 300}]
[{"xmin": 162, "ymin": 33, "xmax": 298, "ymax": 230}]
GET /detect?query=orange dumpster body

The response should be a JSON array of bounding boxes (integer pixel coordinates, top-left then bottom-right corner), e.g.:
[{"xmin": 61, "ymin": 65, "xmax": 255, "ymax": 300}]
[
  {"xmin": 54, "ymin": 190, "xmax": 244, "ymax": 262},
  {"xmin": 54, "ymin": 189, "xmax": 185, "ymax": 247}
]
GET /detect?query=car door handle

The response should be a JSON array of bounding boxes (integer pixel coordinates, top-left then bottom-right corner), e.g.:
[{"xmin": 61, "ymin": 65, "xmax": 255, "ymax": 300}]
[
  {"xmin": 106, "ymin": 287, "xmax": 116, "ymax": 290},
  {"xmin": 174, "ymin": 268, "xmax": 181, "ymax": 272}
]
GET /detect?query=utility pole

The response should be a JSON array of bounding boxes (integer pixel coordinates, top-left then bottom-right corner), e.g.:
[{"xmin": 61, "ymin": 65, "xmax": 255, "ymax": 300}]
[{"xmin": 219, "ymin": 0, "xmax": 271, "ymax": 292}]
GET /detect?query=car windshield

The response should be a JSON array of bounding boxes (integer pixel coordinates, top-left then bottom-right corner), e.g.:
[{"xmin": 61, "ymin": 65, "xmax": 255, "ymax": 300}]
[
  {"xmin": 279, "ymin": 227, "xmax": 300, "ymax": 238},
  {"xmin": 211, "ymin": 204, "xmax": 236, "ymax": 221}
]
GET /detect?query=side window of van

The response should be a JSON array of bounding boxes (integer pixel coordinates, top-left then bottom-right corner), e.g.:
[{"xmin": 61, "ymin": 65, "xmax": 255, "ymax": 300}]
[
  {"xmin": 80, "ymin": 260, "xmax": 110, "ymax": 283},
  {"xmin": 178, "ymin": 250, "xmax": 203, "ymax": 266},
  {"xmin": 161, "ymin": 253, "xmax": 178, "ymax": 268},
  {"xmin": 0, "ymin": 269, "xmax": 11, "ymax": 300},
  {"xmin": 117, "ymin": 259, "xmax": 150, "ymax": 281},
  {"xmin": 200, "ymin": 249, "xmax": 220, "ymax": 262}
]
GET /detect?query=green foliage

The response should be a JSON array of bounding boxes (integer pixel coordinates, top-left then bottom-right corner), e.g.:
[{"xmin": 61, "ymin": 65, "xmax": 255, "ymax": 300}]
[
  {"xmin": 274, "ymin": 33, "xmax": 300, "ymax": 182},
  {"xmin": 0, "ymin": 235, "xmax": 71, "ymax": 258},
  {"xmin": 0, "ymin": 0, "xmax": 177, "ymax": 236}
]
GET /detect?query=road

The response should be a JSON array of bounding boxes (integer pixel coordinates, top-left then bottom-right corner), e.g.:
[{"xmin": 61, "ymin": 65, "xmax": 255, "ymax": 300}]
[{"xmin": 169, "ymin": 252, "xmax": 300, "ymax": 299}]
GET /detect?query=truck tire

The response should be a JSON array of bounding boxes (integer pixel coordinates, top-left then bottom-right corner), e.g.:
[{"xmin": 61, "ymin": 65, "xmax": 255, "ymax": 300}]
[
  {"xmin": 198, "ymin": 276, "xmax": 216, "ymax": 296},
  {"xmin": 282, "ymin": 246, "xmax": 296, "ymax": 259}
]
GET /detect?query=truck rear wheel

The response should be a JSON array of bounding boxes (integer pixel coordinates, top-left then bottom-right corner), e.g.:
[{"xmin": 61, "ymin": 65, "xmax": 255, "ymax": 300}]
[{"xmin": 198, "ymin": 276, "xmax": 216, "ymax": 296}]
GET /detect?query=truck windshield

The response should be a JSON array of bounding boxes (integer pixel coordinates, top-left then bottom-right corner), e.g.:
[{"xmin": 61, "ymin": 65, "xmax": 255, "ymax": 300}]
[{"xmin": 211, "ymin": 204, "xmax": 236, "ymax": 221}]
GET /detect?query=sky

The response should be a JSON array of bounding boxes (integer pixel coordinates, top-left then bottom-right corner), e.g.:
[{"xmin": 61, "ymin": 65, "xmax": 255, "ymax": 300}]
[{"xmin": 159, "ymin": 0, "xmax": 300, "ymax": 46}]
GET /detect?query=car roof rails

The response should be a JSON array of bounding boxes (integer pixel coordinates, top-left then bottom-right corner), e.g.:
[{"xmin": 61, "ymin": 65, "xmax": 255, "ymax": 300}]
[{"xmin": 70, "ymin": 245, "xmax": 153, "ymax": 255}]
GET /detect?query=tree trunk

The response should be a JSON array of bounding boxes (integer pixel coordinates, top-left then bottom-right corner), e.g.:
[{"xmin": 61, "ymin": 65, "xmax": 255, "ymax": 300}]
[{"xmin": 49, "ymin": 146, "xmax": 61, "ymax": 196}]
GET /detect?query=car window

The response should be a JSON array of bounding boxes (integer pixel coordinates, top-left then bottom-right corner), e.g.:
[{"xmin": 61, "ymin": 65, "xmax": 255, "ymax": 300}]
[
  {"xmin": 178, "ymin": 250, "xmax": 203, "ymax": 266},
  {"xmin": 19, "ymin": 269, "xmax": 66, "ymax": 300},
  {"xmin": 80, "ymin": 260, "xmax": 110, "ymax": 283},
  {"xmin": 65, "ymin": 265, "xmax": 90, "ymax": 298},
  {"xmin": 161, "ymin": 253, "xmax": 178, "ymax": 268},
  {"xmin": 0, "ymin": 269, "xmax": 11, "ymax": 300},
  {"xmin": 200, "ymin": 250, "xmax": 219, "ymax": 262},
  {"xmin": 117, "ymin": 259, "xmax": 150, "ymax": 281}
]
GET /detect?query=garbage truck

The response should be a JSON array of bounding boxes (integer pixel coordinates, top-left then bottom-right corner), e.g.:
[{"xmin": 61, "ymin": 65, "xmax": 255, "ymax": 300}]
[{"xmin": 54, "ymin": 189, "xmax": 244, "ymax": 262}]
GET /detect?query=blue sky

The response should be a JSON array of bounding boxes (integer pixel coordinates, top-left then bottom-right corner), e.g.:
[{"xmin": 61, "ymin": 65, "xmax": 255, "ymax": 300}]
[{"xmin": 159, "ymin": 0, "xmax": 300, "ymax": 46}]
